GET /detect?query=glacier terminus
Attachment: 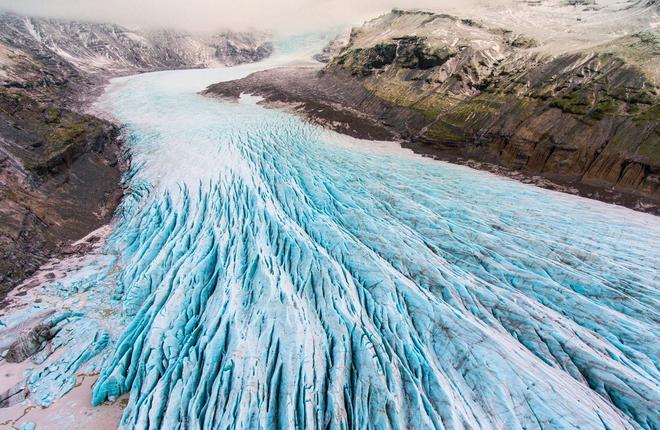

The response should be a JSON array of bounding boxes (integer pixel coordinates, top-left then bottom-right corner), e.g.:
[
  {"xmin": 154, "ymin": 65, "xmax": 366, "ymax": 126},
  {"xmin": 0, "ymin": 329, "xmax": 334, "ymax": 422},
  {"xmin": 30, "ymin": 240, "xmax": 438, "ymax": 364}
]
[{"xmin": 0, "ymin": 36, "xmax": 658, "ymax": 430}]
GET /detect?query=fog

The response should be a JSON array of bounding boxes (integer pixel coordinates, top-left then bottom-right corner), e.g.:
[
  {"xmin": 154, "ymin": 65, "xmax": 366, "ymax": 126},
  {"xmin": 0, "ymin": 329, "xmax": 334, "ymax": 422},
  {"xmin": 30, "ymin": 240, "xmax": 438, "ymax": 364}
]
[{"xmin": 0, "ymin": 0, "xmax": 499, "ymax": 33}]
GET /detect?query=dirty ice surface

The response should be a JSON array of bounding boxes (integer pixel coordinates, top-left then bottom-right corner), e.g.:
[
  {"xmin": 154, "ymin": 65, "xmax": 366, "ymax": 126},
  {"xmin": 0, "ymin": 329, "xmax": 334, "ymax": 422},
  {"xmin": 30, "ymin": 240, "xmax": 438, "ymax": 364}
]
[{"xmin": 1, "ymin": 34, "xmax": 659, "ymax": 430}]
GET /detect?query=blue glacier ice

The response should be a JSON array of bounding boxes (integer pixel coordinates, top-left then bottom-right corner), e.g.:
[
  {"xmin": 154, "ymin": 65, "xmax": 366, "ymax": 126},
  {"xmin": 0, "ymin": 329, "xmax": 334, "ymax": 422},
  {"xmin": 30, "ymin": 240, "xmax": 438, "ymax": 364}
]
[{"xmin": 1, "ymin": 39, "xmax": 659, "ymax": 429}]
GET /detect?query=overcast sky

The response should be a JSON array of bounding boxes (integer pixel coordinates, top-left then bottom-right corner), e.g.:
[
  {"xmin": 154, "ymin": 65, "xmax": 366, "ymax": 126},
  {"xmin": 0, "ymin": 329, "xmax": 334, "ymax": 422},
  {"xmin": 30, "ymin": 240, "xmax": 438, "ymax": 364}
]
[{"xmin": 0, "ymin": 0, "xmax": 490, "ymax": 33}]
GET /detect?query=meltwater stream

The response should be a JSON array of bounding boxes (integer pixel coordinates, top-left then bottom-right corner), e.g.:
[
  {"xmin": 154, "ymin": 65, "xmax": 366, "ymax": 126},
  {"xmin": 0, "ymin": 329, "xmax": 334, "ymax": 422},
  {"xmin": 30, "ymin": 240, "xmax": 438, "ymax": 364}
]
[{"xmin": 2, "ymin": 41, "xmax": 660, "ymax": 429}]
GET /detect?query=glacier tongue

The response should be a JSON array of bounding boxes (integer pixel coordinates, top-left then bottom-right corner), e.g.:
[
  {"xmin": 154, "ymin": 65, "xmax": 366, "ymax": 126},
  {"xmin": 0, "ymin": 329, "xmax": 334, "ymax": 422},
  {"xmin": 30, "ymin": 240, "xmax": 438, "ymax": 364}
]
[{"xmin": 2, "ymin": 44, "xmax": 658, "ymax": 429}]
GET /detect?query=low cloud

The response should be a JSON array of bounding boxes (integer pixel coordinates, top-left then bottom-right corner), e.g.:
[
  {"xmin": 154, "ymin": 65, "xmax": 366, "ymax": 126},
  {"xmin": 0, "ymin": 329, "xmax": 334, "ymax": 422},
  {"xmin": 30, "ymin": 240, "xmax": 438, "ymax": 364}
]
[{"xmin": 0, "ymin": 0, "xmax": 501, "ymax": 33}]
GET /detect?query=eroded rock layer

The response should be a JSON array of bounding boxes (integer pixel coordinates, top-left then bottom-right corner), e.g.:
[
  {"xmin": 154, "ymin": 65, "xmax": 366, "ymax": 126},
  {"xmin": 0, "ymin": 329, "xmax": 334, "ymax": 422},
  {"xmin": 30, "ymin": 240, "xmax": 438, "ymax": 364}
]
[{"xmin": 206, "ymin": 7, "xmax": 660, "ymax": 212}]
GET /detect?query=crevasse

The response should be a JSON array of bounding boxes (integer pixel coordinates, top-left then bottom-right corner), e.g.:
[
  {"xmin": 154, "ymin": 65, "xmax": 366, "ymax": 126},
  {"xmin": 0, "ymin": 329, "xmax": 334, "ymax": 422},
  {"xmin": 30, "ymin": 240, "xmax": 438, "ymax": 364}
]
[{"xmin": 4, "ymin": 38, "xmax": 659, "ymax": 429}]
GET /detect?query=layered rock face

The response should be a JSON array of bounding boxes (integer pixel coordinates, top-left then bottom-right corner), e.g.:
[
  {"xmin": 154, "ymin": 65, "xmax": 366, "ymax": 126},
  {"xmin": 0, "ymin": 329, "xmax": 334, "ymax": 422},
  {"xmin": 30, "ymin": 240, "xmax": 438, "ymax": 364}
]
[
  {"xmin": 0, "ymin": 87, "xmax": 121, "ymax": 300},
  {"xmin": 327, "ymin": 9, "xmax": 659, "ymax": 209},
  {"xmin": 208, "ymin": 3, "xmax": 659, "ymax": 212},
  {"xmin": 0, "ymin": 12, "xmax": 273, "ymax": 299}
]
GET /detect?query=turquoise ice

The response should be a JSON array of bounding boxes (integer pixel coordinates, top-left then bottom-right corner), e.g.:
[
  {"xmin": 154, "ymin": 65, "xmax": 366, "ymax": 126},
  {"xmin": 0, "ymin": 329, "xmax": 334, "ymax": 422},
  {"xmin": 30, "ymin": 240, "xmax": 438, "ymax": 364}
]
[{"xmin": 3, "ymin": 39, "xmax": 659, "ymax": 429}]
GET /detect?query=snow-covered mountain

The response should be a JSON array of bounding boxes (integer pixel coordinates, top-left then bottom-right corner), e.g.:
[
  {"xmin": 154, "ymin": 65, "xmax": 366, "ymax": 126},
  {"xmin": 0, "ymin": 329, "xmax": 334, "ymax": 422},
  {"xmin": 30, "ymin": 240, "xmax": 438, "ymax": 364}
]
[
  {"xmin": 406, "ymin": 0, "xmax": 659, "ymax": 56},
  {"xmin": 0, "ymin": 12, "xmax": 273, "ymax": 88}
]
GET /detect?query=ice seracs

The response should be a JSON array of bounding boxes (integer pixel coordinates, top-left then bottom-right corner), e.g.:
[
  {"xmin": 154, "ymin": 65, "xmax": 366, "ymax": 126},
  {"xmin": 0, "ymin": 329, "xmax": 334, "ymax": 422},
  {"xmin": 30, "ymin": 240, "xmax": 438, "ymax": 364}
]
[{"xmin": 0, "ymin": 32, "xmax": 658, "ymax": 430}]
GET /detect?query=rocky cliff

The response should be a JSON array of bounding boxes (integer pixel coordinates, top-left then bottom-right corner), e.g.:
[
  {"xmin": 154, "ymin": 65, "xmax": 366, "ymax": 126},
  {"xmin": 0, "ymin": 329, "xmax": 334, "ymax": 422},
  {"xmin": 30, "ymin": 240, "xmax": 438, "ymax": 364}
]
[
  {"xmin": 206, "ymin": 2, "xmax": 659, "ymax": 213},
  {"xmin": 0, "ymin": 88, "xmax": 121, "ymax": 299},
  {"xmin": 0, "ymin": 12, "xmax": 273, "ymax": 300},
  {"xmin": 328, "ymin": 8, "xmax": 660, "ymax": 209}
]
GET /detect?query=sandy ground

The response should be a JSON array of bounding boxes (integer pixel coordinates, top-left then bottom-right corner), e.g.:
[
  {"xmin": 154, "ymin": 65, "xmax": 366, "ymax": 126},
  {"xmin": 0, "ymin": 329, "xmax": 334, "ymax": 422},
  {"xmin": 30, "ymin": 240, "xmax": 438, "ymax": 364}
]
[
  {"xmin": 0, "ymin": 225, "xmax": 126, "ymax": 430},
  {"xmin": 0, "ymin": 373, "xmax": 125, "ymax": 430}
]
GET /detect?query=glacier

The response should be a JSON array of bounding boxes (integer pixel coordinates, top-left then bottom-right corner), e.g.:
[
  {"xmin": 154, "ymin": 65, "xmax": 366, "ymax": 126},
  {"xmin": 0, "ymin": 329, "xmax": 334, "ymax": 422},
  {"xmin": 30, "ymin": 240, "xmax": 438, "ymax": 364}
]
[{"xmin": 1, "ymin": 37, "xmax": 659, "ymax": 430}]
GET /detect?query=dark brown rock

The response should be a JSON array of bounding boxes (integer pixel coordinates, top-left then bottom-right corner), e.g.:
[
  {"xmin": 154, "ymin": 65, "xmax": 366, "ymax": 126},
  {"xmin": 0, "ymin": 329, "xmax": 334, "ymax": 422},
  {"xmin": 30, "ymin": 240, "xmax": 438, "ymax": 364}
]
[
  {"xmin": 4, "ymin": 322, "xmax": 55, "ymax": 363},
  {"xmin": 0, "ymin": 87, "xmax": 124, "ymax": 300}
]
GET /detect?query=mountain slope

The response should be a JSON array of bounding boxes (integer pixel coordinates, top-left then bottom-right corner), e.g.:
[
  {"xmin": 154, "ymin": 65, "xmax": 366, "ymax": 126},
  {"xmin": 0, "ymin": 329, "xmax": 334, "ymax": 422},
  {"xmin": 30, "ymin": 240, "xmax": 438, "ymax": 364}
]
[
  {"xmin": 0, "ymin": 13, "xmax": 272, "ymax": 72},
  {"xmin": 206, "ymin": 3, "xmax": 660, "ymax": 212},
  {"xmin": 0, "ymin": 13, "xmax": 272, "ymax": 105},
  {"xmin": 0, "ymin": 13, "xmax": 273, "ymax": 299}
]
